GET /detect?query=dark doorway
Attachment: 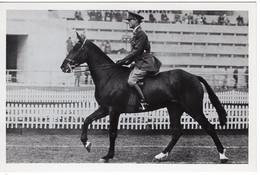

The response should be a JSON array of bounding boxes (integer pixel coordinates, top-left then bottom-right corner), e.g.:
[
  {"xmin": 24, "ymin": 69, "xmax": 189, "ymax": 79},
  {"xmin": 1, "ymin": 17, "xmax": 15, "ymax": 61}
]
[{"xmin": 6, "ymin": 35, "xmax": 28, "ymax": 82}]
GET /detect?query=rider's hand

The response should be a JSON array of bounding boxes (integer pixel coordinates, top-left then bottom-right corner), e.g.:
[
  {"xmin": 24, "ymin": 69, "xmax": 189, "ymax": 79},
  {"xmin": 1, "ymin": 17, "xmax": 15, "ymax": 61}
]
[
  {"xmin": 116, "ymin": 60, "xmax": 125, "ymax": 66},
  {"xmin": 130, "ymin": 63, "xmax": 135, "ymax": 69}
]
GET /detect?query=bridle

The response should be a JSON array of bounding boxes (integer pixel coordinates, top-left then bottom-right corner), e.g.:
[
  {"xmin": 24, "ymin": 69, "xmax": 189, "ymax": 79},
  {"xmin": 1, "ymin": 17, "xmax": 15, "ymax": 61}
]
[
  {"xmin": 65, "ymin": 38, "xmax": 88, "ymax": 72},
  {"xmin": 66, "ymin": 39, "xmax": 116, "ymax": 72}
]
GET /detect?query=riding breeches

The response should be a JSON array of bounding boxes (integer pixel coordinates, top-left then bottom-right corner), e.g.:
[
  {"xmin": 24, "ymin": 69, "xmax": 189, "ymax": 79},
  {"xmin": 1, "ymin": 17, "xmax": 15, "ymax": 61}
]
[{"xmin": 127, "ymin": 66, "xmax": 148, "ymax": 87}]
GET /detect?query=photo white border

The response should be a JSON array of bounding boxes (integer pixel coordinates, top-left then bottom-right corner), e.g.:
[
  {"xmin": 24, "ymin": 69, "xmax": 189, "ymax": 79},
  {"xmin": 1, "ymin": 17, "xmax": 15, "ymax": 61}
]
[{"xmin": 0, "ymin": 0, "xmax": 257, "ymax": 174}]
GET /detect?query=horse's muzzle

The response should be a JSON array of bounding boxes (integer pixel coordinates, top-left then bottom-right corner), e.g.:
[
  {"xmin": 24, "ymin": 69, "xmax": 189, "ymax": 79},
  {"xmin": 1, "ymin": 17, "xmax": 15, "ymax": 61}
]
[{"xmin": 61, "ymin": 63, "xmax": 75, "ymax": 73}]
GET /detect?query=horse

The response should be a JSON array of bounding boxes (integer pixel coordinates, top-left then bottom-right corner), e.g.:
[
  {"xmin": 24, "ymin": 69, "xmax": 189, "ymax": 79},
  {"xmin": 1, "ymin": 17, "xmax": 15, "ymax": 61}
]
[{"xmin": 60, "ymin": 33, "xmax": 229, "ymax": 163}]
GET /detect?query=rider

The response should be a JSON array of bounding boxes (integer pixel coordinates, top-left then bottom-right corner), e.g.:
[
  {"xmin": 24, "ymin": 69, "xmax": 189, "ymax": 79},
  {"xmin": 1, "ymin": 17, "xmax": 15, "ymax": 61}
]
[{"xmin": 116, "ymin": 11, "xmax": 162, "ymax": 110}]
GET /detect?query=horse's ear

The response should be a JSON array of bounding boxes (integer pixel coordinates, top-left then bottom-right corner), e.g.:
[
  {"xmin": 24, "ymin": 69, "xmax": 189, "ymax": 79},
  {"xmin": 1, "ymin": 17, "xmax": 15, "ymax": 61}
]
[{"xmin": 76, "ymin": 32, "xmax": 83, "ymax": 43}]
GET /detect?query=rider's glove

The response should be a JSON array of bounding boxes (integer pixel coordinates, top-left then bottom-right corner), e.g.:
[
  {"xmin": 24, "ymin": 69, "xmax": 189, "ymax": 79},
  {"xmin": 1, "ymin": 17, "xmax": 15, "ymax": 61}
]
[{"xmin": 115, "ymin": 60, "xmax": 125, "ymax": 66}]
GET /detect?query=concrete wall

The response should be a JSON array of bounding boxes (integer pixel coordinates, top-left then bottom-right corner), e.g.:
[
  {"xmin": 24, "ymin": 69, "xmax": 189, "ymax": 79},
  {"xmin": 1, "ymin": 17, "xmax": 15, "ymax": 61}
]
[{"xmin": 7, "ymin": 10, "xmax": 67, "ymax": 84}]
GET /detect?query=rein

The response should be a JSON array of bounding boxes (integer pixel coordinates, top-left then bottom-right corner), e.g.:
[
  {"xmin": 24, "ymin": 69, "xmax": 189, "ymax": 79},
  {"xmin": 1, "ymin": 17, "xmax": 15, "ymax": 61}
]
[
  {"xmin": 68, "ymin": 38, "xmax": 117, "ymax": 72},
  {"xmin": 88, "ymin": 64, "xmax": 116, "ymax": 70},
  {"xmin": 73, "ymin": 64, "xmax": 116, "ymax": 73}
]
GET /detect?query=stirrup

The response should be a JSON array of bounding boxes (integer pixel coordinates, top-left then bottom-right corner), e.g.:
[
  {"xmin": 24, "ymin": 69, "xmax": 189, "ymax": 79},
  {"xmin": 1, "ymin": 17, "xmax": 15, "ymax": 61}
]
[{"xmin": 139, "ymin": 100, "xmax": 148, "ymax": 111}]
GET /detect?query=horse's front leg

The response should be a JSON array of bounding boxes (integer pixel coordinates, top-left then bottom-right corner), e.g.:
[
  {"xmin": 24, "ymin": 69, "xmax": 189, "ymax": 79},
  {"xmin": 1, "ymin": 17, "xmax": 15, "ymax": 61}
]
[
  {"xmin": 81, "ymin": 106, "xmax": 109, "ymax": 150},
  {"xmin": 99, "ymin": 108, "xmax": 120, "ymax": 163}
]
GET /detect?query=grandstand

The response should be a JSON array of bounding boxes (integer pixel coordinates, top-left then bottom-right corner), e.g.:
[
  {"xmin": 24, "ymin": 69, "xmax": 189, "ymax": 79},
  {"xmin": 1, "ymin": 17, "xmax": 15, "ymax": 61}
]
[{"xmin": 6, "ymin": 10, "xmax": 248, "ymax": 89}]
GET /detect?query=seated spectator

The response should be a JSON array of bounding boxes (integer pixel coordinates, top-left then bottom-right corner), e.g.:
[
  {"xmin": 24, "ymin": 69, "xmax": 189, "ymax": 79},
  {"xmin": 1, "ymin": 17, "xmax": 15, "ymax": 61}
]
[
  {"xmin": 182, "ymin": 13, "xmax": 189, "ymax": 24},
  {"xmin": 218, "ymin": 14, "xmax": 225, "ymax": 25},
  {"xmin": 173, "ymin": 14, "xmax": 182, "ymax": 24},
  {"xmin": 188, "ymin": 13, "xmax": 194, "ymax": 24},
  {"xmin": 201, "ymin": 15, "xmax": 207, "ymax": 24},
  {"xmin": 95, "ymin": 10, "xmax": 103, "ymax": 21},
  {"xmin": 105, "ymin": 10, "xmax": 113, "ymax": 21},
  {"xmin": 195, "ymin": 14, "xmax": 203, "ymax": 24},
  {"xmin": 122, "ymin": 10, "xmax": 127, "ymax": 20},
  {"xmin": 88, "ymin": 10, "xmax": 96, "ymax": 21},
  {"xmin": 104, "ymin": 41, "xmax": 111, "ymax": 54},
  {"xmin": 161, "ymin": 11, "xmax": 169, "ymax": 23},
  {"xmin": 75, "ymin": 10, "xmax": 84, "ymax": 20},
  {"xmin": 236, "ymin": 15, "xmax": 244, "ymax": 26},
  {"xmin": 114, "ymin": 10, "xmax": 123, "ymax": 22},
  {"xmin": 221, "ymin": 14, "xmax": 230, "ymax": 25},
  {"xmin": 149, "ymin": 13, "xmax": 156, "ymax": 23}
]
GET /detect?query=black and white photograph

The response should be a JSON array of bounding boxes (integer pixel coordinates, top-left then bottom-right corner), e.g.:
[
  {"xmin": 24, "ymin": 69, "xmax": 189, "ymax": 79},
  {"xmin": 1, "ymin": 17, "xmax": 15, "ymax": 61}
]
[{"xmin": 0, "ymin": 1, "xmax": 258, "ymax": 174}]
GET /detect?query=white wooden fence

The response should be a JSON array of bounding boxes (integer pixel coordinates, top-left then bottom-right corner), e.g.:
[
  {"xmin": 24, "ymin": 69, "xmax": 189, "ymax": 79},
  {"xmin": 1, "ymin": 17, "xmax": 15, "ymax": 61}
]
[{"xmin": 6, "ymin": 89, "xmax": 249, "ymax": 130}]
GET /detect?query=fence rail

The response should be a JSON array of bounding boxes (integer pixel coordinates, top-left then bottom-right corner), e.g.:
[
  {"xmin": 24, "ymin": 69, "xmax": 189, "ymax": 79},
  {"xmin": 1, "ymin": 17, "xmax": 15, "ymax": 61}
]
[{"xmin": 6, "ymin": 89, "xmax": 249, "ymax": 130}]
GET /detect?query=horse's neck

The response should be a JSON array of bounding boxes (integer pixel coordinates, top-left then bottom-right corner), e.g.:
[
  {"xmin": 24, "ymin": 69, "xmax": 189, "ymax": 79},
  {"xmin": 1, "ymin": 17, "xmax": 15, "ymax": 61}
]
[{"xmin": 86, "ymin": 45, "xmax": 115, "ymax": 88}]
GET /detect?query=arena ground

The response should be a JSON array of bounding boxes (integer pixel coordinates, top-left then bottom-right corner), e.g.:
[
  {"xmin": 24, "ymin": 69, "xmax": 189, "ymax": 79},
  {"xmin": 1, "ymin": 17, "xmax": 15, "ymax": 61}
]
[{"xmin": 6, "ymin": 129, "xmax": 248, "ymax": 164}]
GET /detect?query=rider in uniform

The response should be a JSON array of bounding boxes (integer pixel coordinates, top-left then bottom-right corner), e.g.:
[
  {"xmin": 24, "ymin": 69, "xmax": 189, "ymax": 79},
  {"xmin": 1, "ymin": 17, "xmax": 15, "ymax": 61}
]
[{"xmin": 116, "ymin": 11, "xmax": 162, "ymax": 110}]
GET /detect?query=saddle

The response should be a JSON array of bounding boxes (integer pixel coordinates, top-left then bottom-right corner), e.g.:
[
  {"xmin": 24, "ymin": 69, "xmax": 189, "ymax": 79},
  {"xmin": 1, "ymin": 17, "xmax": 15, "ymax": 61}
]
[{"xmin": 137, "ymin": 72, "xmax": 158, "ymax": 89}]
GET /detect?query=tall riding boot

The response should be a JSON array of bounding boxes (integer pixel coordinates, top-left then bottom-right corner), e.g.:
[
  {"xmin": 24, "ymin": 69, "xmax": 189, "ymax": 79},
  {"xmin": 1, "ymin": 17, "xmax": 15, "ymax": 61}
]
[{"xmin": 132, "ymin": 84, "xmax": 148, "ymax": 111}]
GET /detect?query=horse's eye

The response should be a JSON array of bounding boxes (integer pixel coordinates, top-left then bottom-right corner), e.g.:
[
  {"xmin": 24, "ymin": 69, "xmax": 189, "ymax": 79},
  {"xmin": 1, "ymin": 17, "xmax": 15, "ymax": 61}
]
[{"xmin": 81, "ymin": 48, "xmax": 85, "ymax": 51}]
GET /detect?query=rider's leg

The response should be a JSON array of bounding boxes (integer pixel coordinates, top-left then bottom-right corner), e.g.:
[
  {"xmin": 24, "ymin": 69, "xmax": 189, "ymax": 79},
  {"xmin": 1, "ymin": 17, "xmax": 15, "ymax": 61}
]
[{"xmin": 128, "ymin": 67, "xmax": 148, "ymax": 110}]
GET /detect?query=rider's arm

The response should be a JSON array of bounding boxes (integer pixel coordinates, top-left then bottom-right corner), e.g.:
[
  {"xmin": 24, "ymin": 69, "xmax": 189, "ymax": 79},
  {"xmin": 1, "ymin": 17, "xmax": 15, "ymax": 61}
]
[{"xmin": 117, "ymin": 31, "xmax": 147, "ymax": 65}]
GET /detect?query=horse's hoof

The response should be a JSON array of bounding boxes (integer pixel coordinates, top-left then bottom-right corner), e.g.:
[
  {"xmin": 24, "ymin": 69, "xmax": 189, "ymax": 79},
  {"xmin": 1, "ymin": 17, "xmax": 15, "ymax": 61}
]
[
  {"xmin": 153, "ymin": 152, "xmax": 169, "ymax": 162},
  {"xmin": 99, "ymin": 158, "xmax": 109, "ymax": 163},
  {"xmin": 220, "ymin": 158, "xmax": 229, "ymax": 163},
  {"xmin": 219, "ymin": 149, "xmax": 228, "ymax": 163},
  {"xmin": 85, "ymin": 141, "xmax": 92, "ymax": 152},
  {"xmin": 152, "ymin": 158, "xmax": 161, "ymax": 162}
]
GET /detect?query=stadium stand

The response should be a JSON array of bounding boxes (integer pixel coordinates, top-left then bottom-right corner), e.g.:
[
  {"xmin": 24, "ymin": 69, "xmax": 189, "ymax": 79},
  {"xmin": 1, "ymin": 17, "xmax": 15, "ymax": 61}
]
[{"xmin": 7, "ymin": 10, "xmax": 248, "ymax": 89}]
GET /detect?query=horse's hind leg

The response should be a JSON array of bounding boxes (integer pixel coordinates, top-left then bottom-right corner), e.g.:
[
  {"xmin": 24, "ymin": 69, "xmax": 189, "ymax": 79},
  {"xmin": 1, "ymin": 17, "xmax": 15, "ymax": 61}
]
[
  {"xmin": 191, "ymin": 112, "xmax": 228, "ymax": 163},
  {"xmin": 154, "ymin": 103, "xmax": 183, "ymax": 161}
]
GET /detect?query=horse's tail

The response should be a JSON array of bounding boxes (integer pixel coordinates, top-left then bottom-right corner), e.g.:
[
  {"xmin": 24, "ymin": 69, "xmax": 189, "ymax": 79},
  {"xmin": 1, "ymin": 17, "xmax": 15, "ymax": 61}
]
[{"xmin": 197, "ymin": 76, "xmax": 227, "ymax": 127}]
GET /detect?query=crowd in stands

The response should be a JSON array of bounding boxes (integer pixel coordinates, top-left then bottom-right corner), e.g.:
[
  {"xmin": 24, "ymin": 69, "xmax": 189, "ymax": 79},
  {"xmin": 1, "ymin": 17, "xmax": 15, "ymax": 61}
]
[
  {"xmin": 87, "ymin": 10, "xmax": 128, "ymax": 22},
  {"xmin": 71, "ymin": 10, "xmax": 247, "ymax": 26},
  {"xmin": 148, "ymin": 12, "xmax": 240, "ymax": 26}
]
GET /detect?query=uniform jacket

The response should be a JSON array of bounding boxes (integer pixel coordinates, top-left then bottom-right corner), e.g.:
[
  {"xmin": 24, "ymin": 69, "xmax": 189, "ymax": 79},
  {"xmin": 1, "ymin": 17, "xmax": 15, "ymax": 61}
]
[{"xmin": 120, "ymin": 26, "xmax": 161, "ymax": 72}]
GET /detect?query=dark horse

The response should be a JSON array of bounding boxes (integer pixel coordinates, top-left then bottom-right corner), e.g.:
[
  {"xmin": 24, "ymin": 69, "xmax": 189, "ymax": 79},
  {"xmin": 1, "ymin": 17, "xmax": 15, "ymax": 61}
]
[{"xmin": 60, "ymin": 33, "xmax": 229, "ymax": 163}]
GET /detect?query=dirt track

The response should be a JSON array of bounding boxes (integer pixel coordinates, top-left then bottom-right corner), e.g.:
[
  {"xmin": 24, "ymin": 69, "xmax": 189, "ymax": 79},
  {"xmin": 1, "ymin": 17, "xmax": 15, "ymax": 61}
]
[{"xmin": 6, "ymin": 129, "xmax": 248, "ymax": 164}]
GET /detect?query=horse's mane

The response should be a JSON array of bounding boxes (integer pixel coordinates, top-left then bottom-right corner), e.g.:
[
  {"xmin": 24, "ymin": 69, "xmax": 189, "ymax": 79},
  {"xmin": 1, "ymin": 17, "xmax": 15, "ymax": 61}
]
[{"xmin": 85, "ymin": 40, "xmax": 115, "ymax": 64}]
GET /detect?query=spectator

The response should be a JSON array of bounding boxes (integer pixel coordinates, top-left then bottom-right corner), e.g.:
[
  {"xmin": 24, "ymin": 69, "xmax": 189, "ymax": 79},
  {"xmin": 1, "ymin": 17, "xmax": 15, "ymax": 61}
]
[
  {"xmin": 201, "ymin": 15, "xmax": 207, "ymax": 24},
  {"xmin": 223, "ymin": 14, "xmax": 230, "ymax": 25},
  {"xmin": 100, "ymin": 41, "xmax": 105, "ymax": 52},
  {"xmin": 95, "ymin": 10, "xmax": 103, "ymax": 21},
  {"xmin": 122, "ymin": 10, "xmax": 127, "ymax": 20},
  {"xmin": 236, "ymin": 15, "xmax": 244, "ymax": 26},
  {"xmin": 161, "ymin": 11, "xmax": 169, "ymax": 23},
  {"xmin": 66, "ymin": 37, "xmax": 73, "ymax": 55},
  {"xmin": 104, "ymin": 41, "xmax": 111, "ymax": 54},
  {"xmin": 114, "ymin": 11, "xmax": 123, "ymax": 22},
  {"xmin": 88, "ymin": 10, "xmax": 96, "ymax": 21},
  {"xmin": 182, "ymin": 13, "xmax": 189, "ymax": 24},
  {"xmin": 245, "ymin": 67, "xmax": 248, "ymax": 88},
  {"xmin": 194, "ymin": 14, "xmax": 202, "ymax": 24},
  {"xmin": 80, "ymin": 31, "xmax": 86, "ymax": 41},
  {"xmin": 75, "ymin": 10, "xmax": 83, "ymax": 20},
  {"xmin": 218, "ymin": 14, "xmax": 225, "ymax": 25},
  {"xmin": 149, "ymin": 13, "xmax": 156, "ymax": 23},
  {"xmin": 222, "ymin": 68, "xmax": 228, "ymax": 90},
  {"xmin": 173, "ymin": 14, "xmax": 182, "ymax": 24},
  {"xmin": 84, "ymin": 71, "xmax": 90, "ymax": 84},
  {"xmin": 74, "ymin": 67, "xmax": 82, "ymax": 87},
  {"xmin": 188, "ymin": 13, "xmax": 194, "ymax": 24},
  {"xmin": 233, "ymin": 68, "xmax": 238, "ymax": 89},
  {"xmin": 105, "ymin": 10, "xmax": 113, "ymax": 21}
]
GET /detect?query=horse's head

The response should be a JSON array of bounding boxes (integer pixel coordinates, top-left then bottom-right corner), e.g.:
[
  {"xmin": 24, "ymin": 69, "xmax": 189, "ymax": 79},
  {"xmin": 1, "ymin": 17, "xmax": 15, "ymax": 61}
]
[{"xmin": 60, "ymin": 33, "xmax": 87, "ymax": 73}]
